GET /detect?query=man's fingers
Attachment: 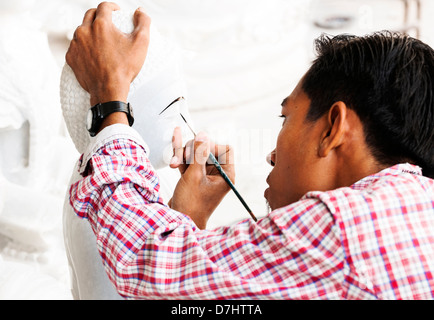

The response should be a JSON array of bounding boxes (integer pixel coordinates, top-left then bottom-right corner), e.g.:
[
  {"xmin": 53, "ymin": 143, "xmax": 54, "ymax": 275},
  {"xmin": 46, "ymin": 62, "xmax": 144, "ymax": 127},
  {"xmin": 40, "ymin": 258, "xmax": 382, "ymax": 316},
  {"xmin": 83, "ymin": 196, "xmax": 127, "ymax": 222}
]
[
  {"xmin": 132, "ymin": 7, "xmax": 151, "ymax": 39},
  {"xmin": 94, "ymin": 2, "xmax": 120, "ymax": 23},
  {"xmin": 170, "ymin": 129, "xmax": 233, "ymax": 180},
  {"xmin": 194, "ymin": 133, "xmax": 210, "ymax": 166},
  {"xmin": 170, "ymin": 127, "xmax": 184, "ymax": 168},
  {"xmin": 212, "ymin": 144, "xmax": 234, "ymax": 165},
  {"xmin": 186, "ymin": 133, "xmax": 210, "ymax": 178},
  {"xmin": 82, "ymin": 8, "xmax": 96, "ymax": 26}
]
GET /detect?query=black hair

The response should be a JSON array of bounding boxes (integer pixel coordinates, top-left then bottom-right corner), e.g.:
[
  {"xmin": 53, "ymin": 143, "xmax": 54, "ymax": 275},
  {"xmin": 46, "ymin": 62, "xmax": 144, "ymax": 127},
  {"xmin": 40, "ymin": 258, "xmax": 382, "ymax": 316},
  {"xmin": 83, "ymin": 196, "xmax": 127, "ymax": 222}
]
[{"xmin": 302, "ymin": 31, "xmax": 434, "ymax": 178}]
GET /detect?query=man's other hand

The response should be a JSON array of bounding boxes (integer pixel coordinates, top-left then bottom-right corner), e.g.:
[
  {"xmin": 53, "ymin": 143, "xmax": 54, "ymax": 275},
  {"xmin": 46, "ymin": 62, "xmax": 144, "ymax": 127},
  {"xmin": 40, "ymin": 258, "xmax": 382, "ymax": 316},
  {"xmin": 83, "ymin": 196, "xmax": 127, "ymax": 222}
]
[
  {"xmin": 65, "ymin": 2, "xmax": 151, "ymax": 106},
  {"xmin": 169, "ymin": 127, "xmax": 235, "ymax": 229}
]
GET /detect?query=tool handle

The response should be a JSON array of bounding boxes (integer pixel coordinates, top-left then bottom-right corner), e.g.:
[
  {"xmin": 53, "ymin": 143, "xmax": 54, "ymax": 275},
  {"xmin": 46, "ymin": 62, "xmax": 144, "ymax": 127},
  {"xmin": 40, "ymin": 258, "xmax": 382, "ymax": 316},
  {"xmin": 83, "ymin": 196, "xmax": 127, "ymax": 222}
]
[{"xmin": 208, "ymin": 153, "xmax": 257, "ymax": 222}]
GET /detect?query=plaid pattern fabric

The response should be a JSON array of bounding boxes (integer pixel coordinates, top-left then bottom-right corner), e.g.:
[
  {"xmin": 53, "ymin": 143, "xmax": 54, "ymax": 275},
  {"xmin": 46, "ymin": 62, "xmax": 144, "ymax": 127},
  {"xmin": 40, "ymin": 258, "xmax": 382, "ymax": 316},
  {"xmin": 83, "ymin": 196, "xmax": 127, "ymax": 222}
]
[{"xmin": 70, "ymin": 137, "xmax": 434, "ymax": 300}]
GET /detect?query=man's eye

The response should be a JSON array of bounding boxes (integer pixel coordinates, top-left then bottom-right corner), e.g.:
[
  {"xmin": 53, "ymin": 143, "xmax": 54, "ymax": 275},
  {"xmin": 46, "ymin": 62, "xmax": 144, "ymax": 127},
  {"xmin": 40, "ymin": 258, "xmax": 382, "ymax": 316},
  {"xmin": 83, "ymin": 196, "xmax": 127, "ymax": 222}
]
[{"xmin": 278, "ymin": 115, "xmax": 286, "ymax": 125}]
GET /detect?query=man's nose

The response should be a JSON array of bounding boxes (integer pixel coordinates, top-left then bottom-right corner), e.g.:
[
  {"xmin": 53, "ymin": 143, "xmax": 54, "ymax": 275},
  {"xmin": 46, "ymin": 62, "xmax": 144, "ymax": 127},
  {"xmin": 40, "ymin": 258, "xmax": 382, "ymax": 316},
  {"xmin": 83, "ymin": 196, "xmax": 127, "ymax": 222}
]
[{"xmin": 266, "ymin": 150, "xmax": 276, "ymax": 166}]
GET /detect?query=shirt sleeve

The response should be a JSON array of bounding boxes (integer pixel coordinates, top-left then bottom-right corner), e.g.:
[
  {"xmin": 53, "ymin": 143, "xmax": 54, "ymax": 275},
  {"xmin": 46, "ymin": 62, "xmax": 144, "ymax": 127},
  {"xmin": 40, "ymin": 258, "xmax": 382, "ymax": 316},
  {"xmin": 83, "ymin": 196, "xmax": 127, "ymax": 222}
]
[{"xmin": 69, "ymin": 125, "xmax": 346, "ymax": 299}]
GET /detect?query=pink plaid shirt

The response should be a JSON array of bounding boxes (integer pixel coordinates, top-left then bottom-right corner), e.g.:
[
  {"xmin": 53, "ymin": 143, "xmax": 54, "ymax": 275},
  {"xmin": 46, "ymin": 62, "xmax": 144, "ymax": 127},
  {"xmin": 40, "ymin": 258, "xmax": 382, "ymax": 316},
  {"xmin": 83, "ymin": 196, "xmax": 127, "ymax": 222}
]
[{"xmin": 70, "ymin": 127, "xmax": 434, "ymax": 300}]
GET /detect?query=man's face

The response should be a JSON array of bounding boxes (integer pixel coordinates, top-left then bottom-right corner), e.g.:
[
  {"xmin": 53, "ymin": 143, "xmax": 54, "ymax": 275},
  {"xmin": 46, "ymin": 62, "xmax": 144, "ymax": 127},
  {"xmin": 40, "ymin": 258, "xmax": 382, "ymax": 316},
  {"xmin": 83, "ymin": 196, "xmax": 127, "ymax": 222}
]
[{"xmin": 264, "ymin": 78, "xmax": 330, "ymax": 210}]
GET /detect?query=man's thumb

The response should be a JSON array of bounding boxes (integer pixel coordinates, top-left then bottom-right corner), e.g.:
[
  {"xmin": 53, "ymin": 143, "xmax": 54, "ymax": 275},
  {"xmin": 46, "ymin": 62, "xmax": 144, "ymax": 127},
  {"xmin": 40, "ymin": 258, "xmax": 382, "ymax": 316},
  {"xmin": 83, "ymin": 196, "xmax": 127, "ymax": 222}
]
[{"xmin": 132, "ymin": 7, "xmax": 151, "ymax": 38}]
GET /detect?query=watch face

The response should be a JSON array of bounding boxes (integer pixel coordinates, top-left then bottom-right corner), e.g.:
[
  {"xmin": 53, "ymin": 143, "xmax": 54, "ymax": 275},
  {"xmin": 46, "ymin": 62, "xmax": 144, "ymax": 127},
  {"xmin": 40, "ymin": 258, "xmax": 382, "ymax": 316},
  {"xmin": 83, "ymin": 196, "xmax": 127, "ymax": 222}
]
[{"xmin": 86, "ymin": 108, "xmax": 93, "ymax": 131}]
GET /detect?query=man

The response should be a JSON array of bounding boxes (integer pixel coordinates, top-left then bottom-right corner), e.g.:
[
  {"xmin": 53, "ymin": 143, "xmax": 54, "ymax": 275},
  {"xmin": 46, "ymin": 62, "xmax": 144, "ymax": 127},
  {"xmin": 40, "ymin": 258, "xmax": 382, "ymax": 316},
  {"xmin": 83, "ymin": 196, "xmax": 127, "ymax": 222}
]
[{"xmin": 66, "ymin": 2, "xmax": 434, "ymax": 299}]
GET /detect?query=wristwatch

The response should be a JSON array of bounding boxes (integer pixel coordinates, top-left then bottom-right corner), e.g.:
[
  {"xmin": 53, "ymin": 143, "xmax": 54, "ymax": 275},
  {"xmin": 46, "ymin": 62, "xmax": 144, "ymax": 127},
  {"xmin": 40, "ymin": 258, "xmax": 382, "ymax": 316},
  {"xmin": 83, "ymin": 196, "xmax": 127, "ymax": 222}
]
[{"xmin": 87, "ymin": 101, "xmax": 134, "ymax": 137}]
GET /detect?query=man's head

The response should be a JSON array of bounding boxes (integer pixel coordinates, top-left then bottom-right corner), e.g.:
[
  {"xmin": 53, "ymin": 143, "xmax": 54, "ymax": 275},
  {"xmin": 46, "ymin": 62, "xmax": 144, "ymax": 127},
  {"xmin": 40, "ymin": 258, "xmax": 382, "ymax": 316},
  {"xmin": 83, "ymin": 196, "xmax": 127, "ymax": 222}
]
[{"xmin": 265, "ymin": 32, "xmax": 434, "ymax": 210}]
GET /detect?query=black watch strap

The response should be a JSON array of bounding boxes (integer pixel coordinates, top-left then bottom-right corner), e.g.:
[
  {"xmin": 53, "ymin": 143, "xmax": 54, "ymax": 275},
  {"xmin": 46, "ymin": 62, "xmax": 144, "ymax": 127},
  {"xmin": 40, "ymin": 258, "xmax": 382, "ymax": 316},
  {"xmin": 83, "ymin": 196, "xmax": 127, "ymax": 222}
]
[
  {"xmin": 88, "ymin": 101, "xmax": 134, "ymax": 137},
  {"xmin": 96, "ymin": 101, "xmax": 134, "ymax": 126}
]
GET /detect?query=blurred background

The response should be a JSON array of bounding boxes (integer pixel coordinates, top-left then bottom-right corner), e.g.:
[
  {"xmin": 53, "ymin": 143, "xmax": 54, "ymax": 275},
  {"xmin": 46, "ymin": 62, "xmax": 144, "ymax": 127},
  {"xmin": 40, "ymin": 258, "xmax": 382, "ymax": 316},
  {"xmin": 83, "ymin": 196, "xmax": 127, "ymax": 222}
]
[{"xmin": 0, "ymin": 0, "xmax": 431, "ymax": 299}]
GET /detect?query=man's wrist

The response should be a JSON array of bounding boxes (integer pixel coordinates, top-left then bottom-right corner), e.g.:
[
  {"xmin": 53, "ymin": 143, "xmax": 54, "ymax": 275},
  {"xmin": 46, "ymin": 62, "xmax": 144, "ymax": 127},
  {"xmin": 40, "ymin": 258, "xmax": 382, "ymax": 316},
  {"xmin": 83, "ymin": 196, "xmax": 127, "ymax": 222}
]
[
  {"xmin": 89, "ymin": 82, "xmax": 129, "ymax": 106},
  {"xmin": 89, "ymin": 84, "xmax": 130, "ymax": 135},
  {"xmin": 90, "ymin": 94, "xmax": 128, "ymax": 107},
  {"xmin": 97, "ymin": 112, "xmax": 129, "ymax": 135}
]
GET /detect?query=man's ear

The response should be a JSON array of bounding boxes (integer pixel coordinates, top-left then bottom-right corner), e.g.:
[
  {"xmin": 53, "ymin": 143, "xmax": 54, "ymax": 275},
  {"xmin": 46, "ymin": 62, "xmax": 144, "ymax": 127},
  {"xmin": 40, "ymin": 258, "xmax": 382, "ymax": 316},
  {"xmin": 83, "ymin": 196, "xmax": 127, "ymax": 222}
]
[{"xmin": 318, "ymin": 101, "xmax": 347, "ymax": 157}]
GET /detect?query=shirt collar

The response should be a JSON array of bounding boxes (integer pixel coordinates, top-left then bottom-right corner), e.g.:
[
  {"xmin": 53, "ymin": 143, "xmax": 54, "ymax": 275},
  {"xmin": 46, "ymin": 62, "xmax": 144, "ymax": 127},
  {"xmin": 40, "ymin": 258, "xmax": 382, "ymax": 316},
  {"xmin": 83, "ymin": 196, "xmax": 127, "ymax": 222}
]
[
  {"xmin": 351, "ymin": 163, "xmax": 422, "ymax": 190},
  {"xmin": 380, "ymin": 163, "xmax": 422, "ymax": 176}
]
